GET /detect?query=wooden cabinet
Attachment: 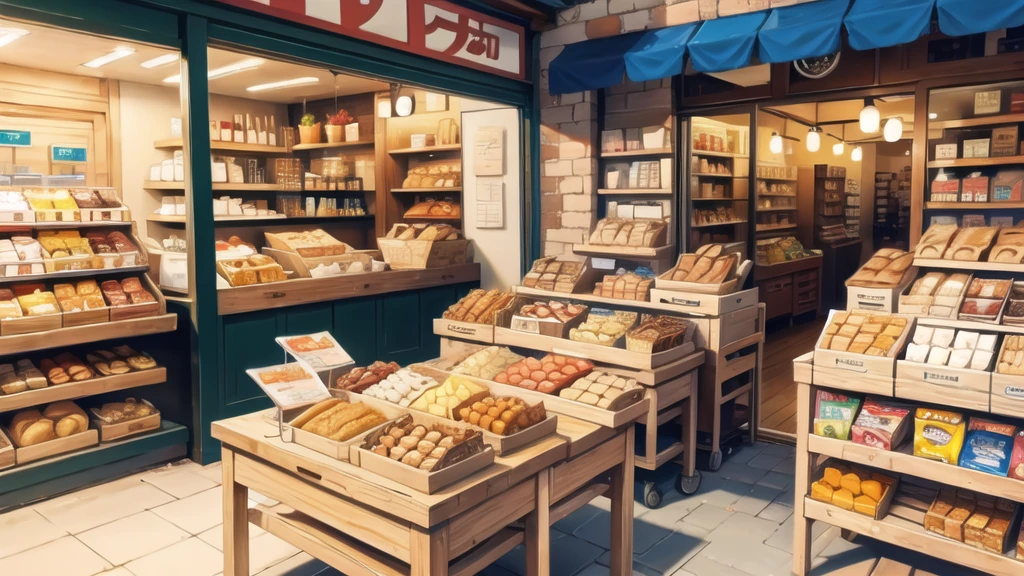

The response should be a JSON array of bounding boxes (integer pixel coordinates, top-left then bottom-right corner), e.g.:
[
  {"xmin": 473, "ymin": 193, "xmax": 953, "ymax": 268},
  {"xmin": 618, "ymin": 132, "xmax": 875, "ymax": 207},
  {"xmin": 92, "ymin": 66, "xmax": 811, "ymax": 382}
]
[{"xmin": 754, "ymin": 256, "xmax": 822, "ymax": 323}]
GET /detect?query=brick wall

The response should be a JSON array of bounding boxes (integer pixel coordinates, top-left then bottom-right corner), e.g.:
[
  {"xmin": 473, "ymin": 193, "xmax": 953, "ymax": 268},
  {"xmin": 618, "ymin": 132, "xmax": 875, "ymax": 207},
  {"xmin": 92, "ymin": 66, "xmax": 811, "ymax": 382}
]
[{"xmin": 537, "ymin": 0, "xmax": 819, "ymax": 257}]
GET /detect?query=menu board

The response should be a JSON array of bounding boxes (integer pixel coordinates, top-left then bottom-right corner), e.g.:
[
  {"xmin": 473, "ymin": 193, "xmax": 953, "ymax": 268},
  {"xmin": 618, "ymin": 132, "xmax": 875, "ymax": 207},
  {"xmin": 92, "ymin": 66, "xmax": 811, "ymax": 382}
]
[
  {"xmin": 276, "ymin": 332, "xmax": 353, "ymax": 371},
  {"xmin": 246, "ymin": 363, "xmax": 331, "ymax": 411}
]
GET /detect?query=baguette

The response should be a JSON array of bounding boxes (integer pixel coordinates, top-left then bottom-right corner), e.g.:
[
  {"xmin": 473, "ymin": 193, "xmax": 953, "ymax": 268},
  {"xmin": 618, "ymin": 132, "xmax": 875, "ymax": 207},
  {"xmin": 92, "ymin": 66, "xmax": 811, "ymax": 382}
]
[
  {"xmin": 330, "ymin": 412, "xmax": 386, "ymax": 441},
  {"xmin": 464, "ymin": 290, "xmax": 500, "ymax": 322},
  {"xmin": 291, "ymin": 399, "xmax": 343, "ymax": 429}
]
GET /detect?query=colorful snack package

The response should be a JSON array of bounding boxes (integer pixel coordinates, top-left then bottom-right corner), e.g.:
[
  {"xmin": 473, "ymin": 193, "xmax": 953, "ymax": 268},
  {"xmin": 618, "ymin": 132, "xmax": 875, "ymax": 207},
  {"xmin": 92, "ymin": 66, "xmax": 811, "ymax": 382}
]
[
  {"xmin": 813, "ymin": 390, "xmax": 861, "ymax": 440},
  {"xmin": 959, "ymin": 428, "xmax": 1014, "ymax": 476},
  {"xmin": 914, "ymin": 408, "xmax": 966, "ymax": 464},
  {"xmin": 851, "ymin": 399, "xmax": 911, "ymax": 450},
  {"xmin": 1008, "ymin": 430, "xmax": 1024, "ymax": 481}
]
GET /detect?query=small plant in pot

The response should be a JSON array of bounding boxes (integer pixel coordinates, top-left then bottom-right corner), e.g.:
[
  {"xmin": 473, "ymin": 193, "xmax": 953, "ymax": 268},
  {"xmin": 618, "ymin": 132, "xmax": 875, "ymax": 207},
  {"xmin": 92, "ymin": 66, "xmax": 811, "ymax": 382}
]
[
  {"xmin": 325, "ymin": 110, "xmax": 352, "ymax": 143},
  {"xmin": 298, "ymin": 113, "xmax": 320, "ymax": 144}
]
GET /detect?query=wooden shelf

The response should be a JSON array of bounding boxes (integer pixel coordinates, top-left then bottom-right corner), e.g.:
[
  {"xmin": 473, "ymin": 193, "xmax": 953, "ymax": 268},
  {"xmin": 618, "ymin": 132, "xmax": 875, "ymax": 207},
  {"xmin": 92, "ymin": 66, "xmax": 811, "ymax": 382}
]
[
  {"xmin": 756, "ymin": 207, "xmax": 797, "ymax": 212},
  {"xmin": 153, "ymin": 138, "xmax": 289, "ymax": 154},
  {"xmin": 803, "ymin": 499, "xmax": 1022, "ymax": 576},
  {"xmin": 599, "ymin": 148, "xmax": 672, "ymax": 158},
  {"xmin": 925, "ymin": 201, "xmax": 1024, "ymax": 209},
  {"xmin": 928, "ymin": 155, "xmax": 1024, "ymax": 168},
  {"xmin": 571, "ymin": 244, "xmax": 674, "ymax": 260},
  {"xmin": 756, "ymin": 176, "xmax": 798, "ymax": 182},
  {"xmin": 691, "ymin": 173, "xmax": 734, "ymax": 178},
  {"xmin": 930, "ymin": 112, "xmax": 1024, "ymax": 130},
  {"xmin": 392, "ymin": 187, "xmax": 462, "ymax": 193},
  {"xmin": 514, "ymin": 285, "xmax": 672, "ymax": 314},
  {"xmin": 0, "ymin": 313, "xmax": 177, "ymax": 355},
  {"xmin": 691, "ymin": 220, "xmax": 747, "ymax": 228},
  {"xmin": 692, "ymin": 197, "xmax": 746, "ymax": 201},
  {"xmin": 0, "ymin": 368, "xmax": 167, "ymax": 413},
  {"xmin": 403, "ymin": 216, "xmax": 461, "ymax": 222},
  {"xmin": 912, "ymin": 258, "xmax": 1024, "ymax": 273},
  {"xmin": 0, "ymin": 220, "xmax": 132, "ymax": 230},
  {"xmin": 807, "ymin": 435, "xmax": 1024, "ymax": 503},
  {"xmin": 597, "ymin": 189, "xmax": 671, "ymax": 195},
  {"xmin": 691, "ymin": 150, "xmax": 746, "ymax": 159},
  {"xmin": 148, "ymin": 215, "xmax": 373, "ymax": 226},
  {"xmin": 291, "ymin": 140, "xmax": 374, "ymax": 151},
  {"xmin": 388, "ymin": 144, "xmax": 462, "ymax": 155},
  {"xmin": 0, "ymin": 264, "xmax": 150, "ymax": 285},
  {"xmin": 756, "ymin": 224, "xmax": 797, "ymax": 232},
  {"xmin": 143, "ymin": 181, "xmax": 295, "ymax": 192},
  {"xmin": 758, "ymin": 192, "xmax": 797, "ymax": 198},
  {"xmin": 493, "ymin": 325, "xmax": 698, "ymax": 371}
]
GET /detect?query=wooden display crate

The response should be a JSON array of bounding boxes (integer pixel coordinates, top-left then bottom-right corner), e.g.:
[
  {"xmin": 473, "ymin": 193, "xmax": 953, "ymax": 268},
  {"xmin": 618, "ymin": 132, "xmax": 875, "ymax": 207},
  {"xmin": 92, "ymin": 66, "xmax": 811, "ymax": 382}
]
[
  {"xmin": 493, "ymin": 326, "xmax": 695, "ymax": 371},
  {"xmin": 990, "ymin": 373, "xmax": 1024, "ymax": 418},
  {"xmin": 286, "ymin": 392, "xmax": 407, "ymax": 464},
  {"xmin": 263, "ymin": 247, "xmax": 374, "ymax": 278},
  {"xmin": 9, "ymin": 428, "xmax": 99, "ymax": 465},
  {"xmin": 648, "ymin": 286, "xmax": 758, "ymax": 316},
  {"xmin": 432, "ymin": 317, "xmax": 495, "ymax": 344},
  {"xmin": 793, "ymin": 352, "xmax": 813, "ymax": 384},
  {"xmin": 895, "ymin": 361, "xmax": 992, "ymax": 412},
  {"xmin": 1, "ymin": 313, "xmax": 63, "ymax": 336},
  {"xmin": 62, "ymin": 305, "xmax": 110, "ymax": 328},
  {"xmin": 0, "ymin": 209, "xmax": 35, "ymax": 223},
  {"xmin": 0, "ymin": 428, "xmax": 13, "ymax": 471},
  {"xmin": 33, "ymin": 209, "xmax": 79, "ymax": 222},
  {"xmin": 653, "ymin": 258, "xmax": 752, "ymax": 297},
  {"xmin": 899, "ymin": 274, "xmax": 970, "ymax": 318},
  {"xmin": 80, "ymin": 207, "xmax": 131, "ymax": 223},
  {"xmin": 846, "ymin": 268, "xmax": 917, "ymax": 313},
  {"xmin": 376, "ymin": 237, "xmax": 470, "ymax": 270},
  {"xmin": 692, "ymin": 304, "xmax": 760, "ymax": 353},
  {"xmin": 810, "ymin": 458, "xmax": 899, "ymax": 521},
  {"xmin": 108, "ymin": 274, "xmax": 164, "ymax": 321},
  {"xmin": 355, "ymin": 442, "xmax": 494, "ymax": 494},
  {"xmin": 811, "ymin": 310, "xmax": 914, "ymax": 396},
  {"xmin": 92, "ymin": 401, "xmax": 161, "ymax": 442}
]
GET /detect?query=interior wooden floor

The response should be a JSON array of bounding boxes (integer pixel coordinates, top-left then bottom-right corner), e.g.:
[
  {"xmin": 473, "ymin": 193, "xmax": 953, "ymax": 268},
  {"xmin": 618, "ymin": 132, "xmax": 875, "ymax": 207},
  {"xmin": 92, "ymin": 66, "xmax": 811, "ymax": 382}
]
[{"xmin": 759, "ymin": 315, "xmax": 826, "ymax": 436}]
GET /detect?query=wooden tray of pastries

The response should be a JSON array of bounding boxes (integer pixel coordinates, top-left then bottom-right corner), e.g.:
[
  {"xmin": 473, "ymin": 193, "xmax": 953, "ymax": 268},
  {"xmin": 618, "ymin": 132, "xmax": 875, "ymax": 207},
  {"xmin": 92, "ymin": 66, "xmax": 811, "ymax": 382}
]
[
  {"xmin": 655, "ymin": 244, "xmax": 751, "ymax": 295},
  {"xmin": 265, "ymin": 229, "xmax": 349, "ymax": 258},
  {"xmin": 915, "ymin": 224, "xmax": 959, "ymax": 260},
  {"xmin": 403, "ymin": 199, "xmax": 461, "ymax": 220},
  {"xmin": 287, "ymin": 393, "xmax": 405, "ymax": 463},
  {"xmin": 0, "ymin": 426, "xmax": 12, "ymax": 471},
  {"xmin": 5, "ymin": 401, "xmax": 98, "ymax": 465},
  {"xmin": 987, "ymin": 228, "xmax": 1024, "ymax": 263},
  {"xmin": 585, "ymin": 218, "xmax": 666, "ymax": 248},
  {"xmin": 2, "ymin": 286, "xmax": 62, "ymax": 336},
  {"xmin": 90, "ymin": 398, "xmax": 160, "ymax": 442},
  {"xmin": 377, "ymin": 224, "xmax": 470, "ymax": 270},
  {"xmin": 944, "ymin": 226, "xmax": 998, "ymax": 261},
  {"xmin": 522, "ymin": 256, "xmax": 592, "ymax": 294},
  {"xmin": 436, "ymin": 289, "xmax": 513, "ymax": 343},
  {"xmin": 846, "ymin": 249, "xmax": 916, "ymax": 288},
  {"xmin": 103, "ymin": 275, "xmax": 163, "ymax": 321}
]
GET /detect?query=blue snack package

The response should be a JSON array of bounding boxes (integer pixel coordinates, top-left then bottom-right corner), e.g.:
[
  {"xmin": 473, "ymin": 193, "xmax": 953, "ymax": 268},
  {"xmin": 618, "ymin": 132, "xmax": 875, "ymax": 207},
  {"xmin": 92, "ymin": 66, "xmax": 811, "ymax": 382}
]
[{"xmin": 958, "ymin": 429, "xmax": 1013, "ymax": 476}]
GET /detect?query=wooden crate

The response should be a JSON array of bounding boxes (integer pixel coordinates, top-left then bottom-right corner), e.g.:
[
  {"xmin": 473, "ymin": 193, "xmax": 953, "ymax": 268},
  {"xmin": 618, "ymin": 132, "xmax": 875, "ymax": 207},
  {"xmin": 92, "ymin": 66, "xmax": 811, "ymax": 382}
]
[
  {"xmin": 376, "ymin": 237, "xmax": 470, "ymax": 270},
  {"xmin": 355, "ymin": 444, "xmax": 494, "ymax": 494},
  {"xmin": 990, "ymin": 373, "xmax": 1024, "ymax": 418},
  {"xmin": 108, "ymin": 274, "xmax": 165, "ymax": 321},
  {"xmin": 0, "ymin": 209, "xmax": 34, "ymax": 223},
  {"xmin": 92, "ymin": 401, "xmax": 161, "ymax": 442},
  {"xmin": 492, "ymin": 326, "xmax": 695, "ymax": 371},
  {"xmin": 811, "ymin": 310, "xmax": 913, "ymax": 396},
  {"xmin": 693, "ymin": 305, "xmax": 761, "ymax": 353},
  {"xmin": 62, "ymin": 306, "xmax": 110, "ymax": 328},
  {"xmin": 480, "ymin": 413, "xmax": 558, "ymax": 456},
  {"xmin": 811, "ymin": 458, "xmax": 899, "ymax": 521},
  {"xmin": 793, "ymin": 352, "xmax": 813, "ymax": 385},
  {"xmin": 846, "ymin": 269, "xmax": 917, "ymax": 313},
  {"xmin": 494, "ymin": 295, "xmax": 588, "ymax": 338},
  {"xmin": 432, "ymin": 317, "xmax": 494, "ymax": 344},
  {"xmin": 648, "ymin": 286, "xmax": 758, "ymax": 316},
  {"xmin": 80, "ymin": 207, "xmax": 131, "ymax": 222},
  {"xmin": 263, "ymin": 247, "xmax": 374, "ymax": 278},
  {"xmin": 286, "ymin": 392, "xmax": 407, "ymax": 464},
  {"xmin": 0, "ymin": 313, "xmax": 62, "ymax": 336},
  {"xmin": 895, "ymin": 361, "xmax": 991, "ymax": 412},
  {"xmin": 10, "ymin": 428, "xmax": 99, "ymax": 465},
  {"xmin": 0, "ymin": 428, "xmax": 13, "ymax": 471}
]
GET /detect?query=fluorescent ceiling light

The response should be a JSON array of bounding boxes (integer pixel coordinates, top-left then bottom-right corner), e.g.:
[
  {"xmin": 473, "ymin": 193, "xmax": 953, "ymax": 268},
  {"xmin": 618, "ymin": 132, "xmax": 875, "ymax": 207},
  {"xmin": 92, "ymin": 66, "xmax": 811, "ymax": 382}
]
[
  {"xmin": 247, "ymin": 77, "xmax": 319, "ymax": 92},
  {"xmin": 164, "ymin": 57, "xmax": 265, "ymax": 84},
  {"xmin": 82, "ymin": 47, "xmax": 135, "ymax": 68},
  {"xmin": 928, "ymin": 112, "xmax": 938, "ymax": 120},
  {"xmin": 141, "ymin": 53, "xmax": 178, "ymax": 68},
  {"xmin": 0, "ymin": 28, "xmax": 29, "ymax": 48}
]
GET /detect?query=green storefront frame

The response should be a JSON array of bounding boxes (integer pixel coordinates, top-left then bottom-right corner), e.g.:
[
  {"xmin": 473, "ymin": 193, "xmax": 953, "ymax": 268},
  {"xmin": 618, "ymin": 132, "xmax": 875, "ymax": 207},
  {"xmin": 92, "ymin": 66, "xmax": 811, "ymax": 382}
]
[{"xmin": 0, "ymin": 0, "xmax": 539, "ymax": 481}]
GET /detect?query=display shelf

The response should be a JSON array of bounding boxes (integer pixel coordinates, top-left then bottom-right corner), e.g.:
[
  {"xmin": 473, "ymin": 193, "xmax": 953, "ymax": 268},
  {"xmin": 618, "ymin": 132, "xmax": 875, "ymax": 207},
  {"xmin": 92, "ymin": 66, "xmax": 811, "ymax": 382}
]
[
  {"xmin": 756, "ymin": 207, "xmax": 797, "ymax": 212},
  {"xmin": 153, "ymin": 138, "xmax": 288, "ymax": 154},
  {"xmin": 0, "ymin": 314, "xmax": 177, "ymax": 355},
  {"xmin": 599, "ymin": 148, "xmax": 672, "ymax": 158},
  {"xmin": 755, "ymin": 224, "xmax": 797, "ymax": 232},
  {"xmin": 807, "ymin": 435, "xmax": 1024, "ymax": 503},
  {"xmin": 0, "ymin": 264, "xmax": 149, "ymax": 284},
  {"xmin": 291, "ymin": 140, "xmax": 374, "ymax": 151},
  {"xmin": 143, "ymin": 181, "xmax": 295, "ymax": 192},
  {"xmin": 758, "ymin": 192, "xmax": 797, "ymax": 198},
  {"xmin": 147, "ymin": 215, "xmax": 373, "ymax": 226},
  {"xmin": 571, "ymin": 244, "xmax": 674, "ymax": 260},
  {"xmin": 757, "ymin": 176, "xmax": 798, "ymax": 182},
  {"xmin": 927, "ymin": 155, "xmax": 1024, "ymax": 168},
  {"xmin": 691, "ymin": 150, "xmax": 747, "ymax": 159},
  {"xmin": 914, "ymin": 316, "xmax": 1024, "ymax": 335},
  {"xmin": 691, "ymin": 173, "xmax": 734, "ymax": 178},
  {"xmin": 930, "ymin": 113, "xmax": 1024, "ymax": 130},
  {"xmin": 925, "ymin": 201, "xmax": 1024, "ymax": 209},
  {"xmin": 596, "ymin": 188, "xmax": 671, "ymax": 195},
  {"xmin": 403, "ymin": 216, "xmax": 461, "ymax": 222},
  {"xmin": 802, "ymin": 499, "xmax": 1021, "ymax": 576},
  {"xmin": 492, "ymin": 326, "xmax": 696, "ymax": 371},
  {"xmin": 912, "ymin": 258, "xmax": 1024, "ymax": 272},
  {"xmin": 388, "ymin": 144, "xmax": 462, "ymax": 155},
  {"xmin": 392, "ymin": 187, "xmax": 461, "ymax": 193},
  {"xmin": 514, "ymin": 285, "xmax": 665, "ymax": 313},
  {"xmin": 691, "ymin": 220, "xmax": 747, "ymax": 228},
  {"xmin": 0, "ymin": 220, "xmax": 132, "ymax": 229},
  {"xmin": 692, "ymin": 197, "xmax": 746, "ymax": 202},
  {"xmin": 0, "ymin": 368, "xmax": 167, "ymax": 413}
]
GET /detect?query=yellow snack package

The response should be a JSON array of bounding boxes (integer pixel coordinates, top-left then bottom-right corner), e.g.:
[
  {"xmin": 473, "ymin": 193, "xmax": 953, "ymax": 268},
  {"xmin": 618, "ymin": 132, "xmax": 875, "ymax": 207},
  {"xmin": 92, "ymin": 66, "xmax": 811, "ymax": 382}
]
[{"xmin": 913, "ymin": 408, "xmax": 966, "ymax": 464}]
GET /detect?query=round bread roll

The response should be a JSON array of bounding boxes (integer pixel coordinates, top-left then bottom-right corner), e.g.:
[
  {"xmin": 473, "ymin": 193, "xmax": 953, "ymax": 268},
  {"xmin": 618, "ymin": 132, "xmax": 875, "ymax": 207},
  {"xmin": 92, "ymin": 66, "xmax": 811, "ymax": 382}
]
[
  {"xmin": 20, "ymin": 419, "xmax": 55, "ymax": 446},
  {"xmin": 55, "ymin": 416, "xmax": 84, "ymax": 438},
  {"xmin": 11, "ymin": 409, "xmax": 43, "ymax": 441},
  {"xmin": 44, "ymin": 401, "xmax": 86, "ymax": 421}
]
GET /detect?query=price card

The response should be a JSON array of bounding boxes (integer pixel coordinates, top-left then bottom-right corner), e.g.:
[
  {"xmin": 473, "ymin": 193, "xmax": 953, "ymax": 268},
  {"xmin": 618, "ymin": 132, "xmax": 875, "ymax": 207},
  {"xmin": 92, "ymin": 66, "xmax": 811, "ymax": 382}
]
[
  {"xmin": 246, "ymin": 363, "xmax": 331, "ymax": 411},
  {"xmin": 276, "ymin": 331, "xmax": 354, "ymax": 371}
]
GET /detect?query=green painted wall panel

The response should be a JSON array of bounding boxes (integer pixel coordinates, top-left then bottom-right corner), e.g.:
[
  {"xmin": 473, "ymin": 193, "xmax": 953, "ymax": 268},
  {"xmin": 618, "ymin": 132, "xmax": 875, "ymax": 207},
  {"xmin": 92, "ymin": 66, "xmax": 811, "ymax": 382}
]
[
  {"xmin": 221, "ymin": 310, "xmax": 285, "ymax": 407},
  {"xmin": 332, "ymin": 298, "xmax": 378, "ymax": 367},
  {"xmin": 286, "ymin": 303, "xmax": 335, "ymax": 336}
]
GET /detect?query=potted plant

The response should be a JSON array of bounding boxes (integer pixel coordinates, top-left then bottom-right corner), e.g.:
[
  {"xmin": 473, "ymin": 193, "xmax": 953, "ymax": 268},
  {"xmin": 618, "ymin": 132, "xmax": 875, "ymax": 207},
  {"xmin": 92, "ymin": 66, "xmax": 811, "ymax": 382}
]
[
  {"xmin": 325, "ymin": 110, "xmax": 352, "ymax": 143},
  {"xmin": 298, "ymin": 113, "xmax": 320, "ymax": 144}
]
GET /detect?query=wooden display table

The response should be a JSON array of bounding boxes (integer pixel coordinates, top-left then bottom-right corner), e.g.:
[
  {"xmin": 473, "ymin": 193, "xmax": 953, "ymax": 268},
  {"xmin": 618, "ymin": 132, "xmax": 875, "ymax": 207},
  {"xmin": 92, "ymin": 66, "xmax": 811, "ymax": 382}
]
[{"xmin": 213, "ymin": 410, "xmax": 638, "ymax": 576}]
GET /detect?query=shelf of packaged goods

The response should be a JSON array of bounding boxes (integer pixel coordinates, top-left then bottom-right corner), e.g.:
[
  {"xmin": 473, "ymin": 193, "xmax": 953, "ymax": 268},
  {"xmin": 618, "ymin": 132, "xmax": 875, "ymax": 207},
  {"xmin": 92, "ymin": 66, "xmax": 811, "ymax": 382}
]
[
  {"xmin": 929, "ymin": 113, "xmax": 1024, "ymax": 130},
  {"xmin": 928, "ymin": 155, "xmax": 1024, "ymax": 168},
  {"xmin": 597, "ymin": 189, "xmax": 671, "ymax": 195},
  {"xmin": 402, "ymin": 216, "xmax": 461, "ymax": 222},
  {"xmin": 0, "ymin": 368, "xmax": 167, "ymax": 413},
  {"xmin": 756, "ymin": 176, "xmax": 798, "ymax": 182},
  {"xmin": 153, "ymin": 138, "xmax": 288, "ymax": 154},
  {"xmin": 691, "ymin": 173, "xmax": 735, "ymax": 178},
  {"xmin": 571, "ymin": 244, "xmax": 674, "ymax": 260},
  {"xmin": 692, "ymin": 197, "xmax": 747, "ymax": 201},
  {"xmin": 0, "ymin": 265, "xmax": 150, "ymax": 284},
  {"xmin": 148, "ymin": 215, "xmax": 373, "ymax": 226},
  {"xmin": 217, "ymin": 263, "xmax": 480, "ymax": 315},
  {"xmin": 392, "ymin": 187, "xmax": 462, "ymax": 193},
  {"xmin": 802, "ymin": 498, "xmax": 1023, "ymax": 576},
  {"xmin": 757, "ymin": 193, "xmax": 798, "ymax": 198},
  {"xmin": 388, "ymin": 144, "xmax": 462, "ymax": 155},
  {"xmin": 756, "ymin": 207, "xmax": 797, "ymax": 212},
  {"xmin": 691, "ymin": 220, "xmax": 747, "ymax": 228},
  {"xmin": 0, "ymin": 220, "xmax": 132, "ymax": 230},
  {"xmin": 755, "ymin": 224, "xmax": 798, "ymax": 232},
  {"xmin": 0, "ymin": 314, "xmax": 177, "ymax": 355},
  {"xmin": 912, "ymin": 258, "xmax": 1024, "ymax": 273},
  {"xmin": 290, "ymin": 140, "xmax": 374, "ymax": 151},
  {"xmin": 599, "ymin": 148, "xmax": 672, "ymax": 158},
  {"xmin": 807, "ymin": 435, "xmax": 1024, "ymax": 503},
  {"xmin": 691, "ymin": 150, "xmax": 747, "ymax": 159},
  {"xmin": 143, "ymin": 181, "xmax": 298, "ymax": 192},
  {"xmin": 925, "ymin": 201, "xmax": 1024, "ymax": 210},
  {"xmin": 913, "ymin": 316, "xmax": 1024, "ymax": 335}
]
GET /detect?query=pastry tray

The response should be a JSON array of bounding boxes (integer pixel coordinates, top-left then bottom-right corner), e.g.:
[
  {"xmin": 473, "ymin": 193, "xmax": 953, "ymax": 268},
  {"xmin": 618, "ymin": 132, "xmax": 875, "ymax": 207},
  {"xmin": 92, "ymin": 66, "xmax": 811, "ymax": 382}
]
[
  {"xmin": 1, "ymin": 312, "xmax": 63, "ymax": 336},
  {"xmin": 285, "ymin": 391, "xmax": 407, "ymax": 464},
  {"xmin": 653, "ymin": 258, "xmax": 752, "ymax": 296},
  {"xmin": 4, "ymin": 427, "xmax": 98, "ymax": 465},
  {"xmin": 108, "ymin": 274, "xmax": 165, "ymax": 321},
  {"xmin": 91, "ymin": 400, "xmax": 161, "ymax": 442},
  {"xmin": 0, "ymin": 209, "xmax": 35, "ymax": 224},
  {"xmin": 376, "ymin": 237, "xmax": 470, "ymax": 270},
  {"xmin": 356, "ymin": 441, "xmax": 494, "ymax": 494},
  {"xmin": 0, "ymin": 427, "xmax": 13, "ymax": 471}
]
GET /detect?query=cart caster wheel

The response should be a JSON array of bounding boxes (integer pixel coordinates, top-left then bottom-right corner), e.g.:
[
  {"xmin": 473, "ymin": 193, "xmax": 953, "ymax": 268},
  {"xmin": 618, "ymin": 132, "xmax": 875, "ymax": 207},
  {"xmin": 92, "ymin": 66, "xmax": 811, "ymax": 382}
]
[
  {"xmin": 709, "ymin": 451, "xmax": 723, "ymax": 472},
  {"xmin": 643, "ymin": 482, "xmax": 663, "ymax": 509},
  {"xmin": 677, "ymin": 470, "xmax": 702, "ymax": 495}
]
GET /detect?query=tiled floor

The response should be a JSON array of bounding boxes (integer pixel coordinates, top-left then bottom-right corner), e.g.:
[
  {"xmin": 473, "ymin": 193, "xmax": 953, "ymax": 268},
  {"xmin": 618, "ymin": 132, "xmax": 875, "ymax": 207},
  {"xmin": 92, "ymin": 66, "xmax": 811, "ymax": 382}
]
[{"xmin": 0, "ymin": 441, "xmax": 980, "ymax": 576}]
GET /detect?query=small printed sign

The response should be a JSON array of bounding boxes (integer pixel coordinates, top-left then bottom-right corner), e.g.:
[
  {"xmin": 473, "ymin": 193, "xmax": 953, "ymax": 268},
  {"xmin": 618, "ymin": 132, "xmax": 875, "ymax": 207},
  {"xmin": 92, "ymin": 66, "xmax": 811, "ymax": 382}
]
[
  {"xmin": 275, "ymin": 331, "xmax": 353, "ymax": 371},
  {"xmin": 50, "ymin": 145, "xmax": 87, "ymax": 163},
  {"xmin": 246, "ymin": 363, "xmax": 331, "ymax": 411},
  {"xmin": 0, "ymin": 130, "xmax": 30, "ymax": 147}
]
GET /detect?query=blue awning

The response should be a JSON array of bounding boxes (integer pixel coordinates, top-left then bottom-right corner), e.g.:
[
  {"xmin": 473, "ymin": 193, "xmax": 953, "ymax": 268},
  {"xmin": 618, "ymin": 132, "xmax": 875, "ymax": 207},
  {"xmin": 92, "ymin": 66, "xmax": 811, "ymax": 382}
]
[
  {"xmin": 548, "ymin": 33, "xmax": 642, "ymax": 95},
  {"xmin": 624, "ymin": 23, "xmax": 700, "ymax": 83},
  {"xmin": 758, "ymin": 0, "xmax": 849, "ymax": 64},
  {"xmin": 687, "ymin": 12, "xmax": 768, "ymax": 73},
  {"xmin": 937, "ymin": 0, "xmax": 1024, "ymax": 37},
  {"xmin": 845, "ymin": 0, "xmax": 935, "ymax": 50}
]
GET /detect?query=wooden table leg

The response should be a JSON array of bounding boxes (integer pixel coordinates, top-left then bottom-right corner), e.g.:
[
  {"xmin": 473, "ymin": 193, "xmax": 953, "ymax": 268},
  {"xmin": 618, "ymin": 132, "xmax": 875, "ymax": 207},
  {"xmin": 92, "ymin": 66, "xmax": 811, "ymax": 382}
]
[
  {"xmin": 411, "ymin": 524, "xmax": 449, "ymax": 576},
  {"xmin": 526, "ymin": 469, "xmax": 551, "ymax": 576},
  {"xmin": 680, "ymin": 389, "xmax": 697, "ymax": 478},
  {"xmin": 792, "ymin": 382, "xmax": 813, "ymax": 576},
  {"xmin": 609, "ymin": 427, "xmax": 635, "ymax": 576},
  {"xmin": 222, "ymin": 447, "xmax": 249, "ymax": 576}
]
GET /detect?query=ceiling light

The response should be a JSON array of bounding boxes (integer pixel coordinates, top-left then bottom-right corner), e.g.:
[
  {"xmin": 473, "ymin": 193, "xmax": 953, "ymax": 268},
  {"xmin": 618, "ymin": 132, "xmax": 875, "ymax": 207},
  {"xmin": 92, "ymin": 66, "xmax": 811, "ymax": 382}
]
[
  {"xmin": 247, "ymin": 77, "xmax": 319, "ymax": 92},
  {"xmin": 851, "ymin": 146, "xmax": 863, "ymax": 162},
  {"xmin": 395, "ymin": 95, "xmax": 415, "ymax": 117},
  {"xmin": 82, "ymin": 47, "xmax": 135, "ymax": 68},
  {"xmin": 163, "ymin": 74, "xmax": 180, "ymax": 84},
  {"xmin": 928, "ymin": 112, "xmax": 938, "ymax": 120},
  {"xmin": 164, "ymin": 57, "xmax": 265, "ymax": 84},
  {"xmin": 0, "ymin": 27, "xmax": 29, "ymax": 48},
  {"xmin": 884, "ymin": 117, "xmax": 903, "ymax": 142},
  {"xmin": 905, "ymin": 149, "xmax": 911, "ymax": 156},
  {"xmin": 769, "ymin": 132, "xmax": 783, "ymax": 154},
  {"xmin": 859, "ymin": 98, "xmax": 880, "ymax": 134},
  {"xmin": 141, "ymin": 54, "xmax": 178, "ymax": 68},
  {"xmin": 806, "ymin": 127, "xmax": 821, "ymax": 153},
  {"xmin": 833, "ymin": 141, "xmax": 845, "ymax": 156}
]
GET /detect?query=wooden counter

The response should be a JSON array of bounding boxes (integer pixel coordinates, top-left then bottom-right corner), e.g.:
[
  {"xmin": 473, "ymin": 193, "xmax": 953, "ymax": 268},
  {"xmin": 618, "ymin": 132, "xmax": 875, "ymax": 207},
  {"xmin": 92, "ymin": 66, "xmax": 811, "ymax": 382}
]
[
  {"xmin": 214, "ymin": 410, "xmax": 637, "ymax": 576},
  {"xmin": 217, "ymin": 263, "xmax": 481, "ymax": 315}
]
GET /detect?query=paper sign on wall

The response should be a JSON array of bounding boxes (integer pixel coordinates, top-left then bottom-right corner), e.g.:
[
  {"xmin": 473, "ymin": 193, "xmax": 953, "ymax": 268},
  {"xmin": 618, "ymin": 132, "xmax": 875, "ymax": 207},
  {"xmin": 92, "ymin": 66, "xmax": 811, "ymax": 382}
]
[
  {"xmin": 476, "ymin": 177, "xmax": 504, "ymax": 228},
  {"xmin": 474, "ymin": 126, "xmax": 504, "ymax": 176}
]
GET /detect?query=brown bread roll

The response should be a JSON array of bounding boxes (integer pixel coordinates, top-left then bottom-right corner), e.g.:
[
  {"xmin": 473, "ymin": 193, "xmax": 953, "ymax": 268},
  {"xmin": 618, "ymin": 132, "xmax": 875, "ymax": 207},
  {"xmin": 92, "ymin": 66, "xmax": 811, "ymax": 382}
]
[{"xmin": 19, "ymin": 419, "xmax": 55, "ymax": 446}]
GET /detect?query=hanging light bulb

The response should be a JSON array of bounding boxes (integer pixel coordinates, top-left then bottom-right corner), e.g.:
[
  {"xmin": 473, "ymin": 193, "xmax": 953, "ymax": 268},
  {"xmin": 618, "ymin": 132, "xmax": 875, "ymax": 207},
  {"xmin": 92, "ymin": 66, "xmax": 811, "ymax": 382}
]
[
  {"xmin": 806, "ymin": 127, "xmax": 821, "ymax": 153},
  {"xmin": 860, "ymin": 98, "xmax": 880, "ymax": 134},
  {"xmin": 833, "ymin": 141, "xmax": 844, "ymax": 156},
  {"xmin": 884, "ymin": 117, "xmax": 903, "ymax": 142},
  {"xmin": 769, "ymin": 132, "xmax": 783, "ymax": 154},
  {"xmin": 851, "ymin": 146, "xmax": 863, "ymax": 162}
]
